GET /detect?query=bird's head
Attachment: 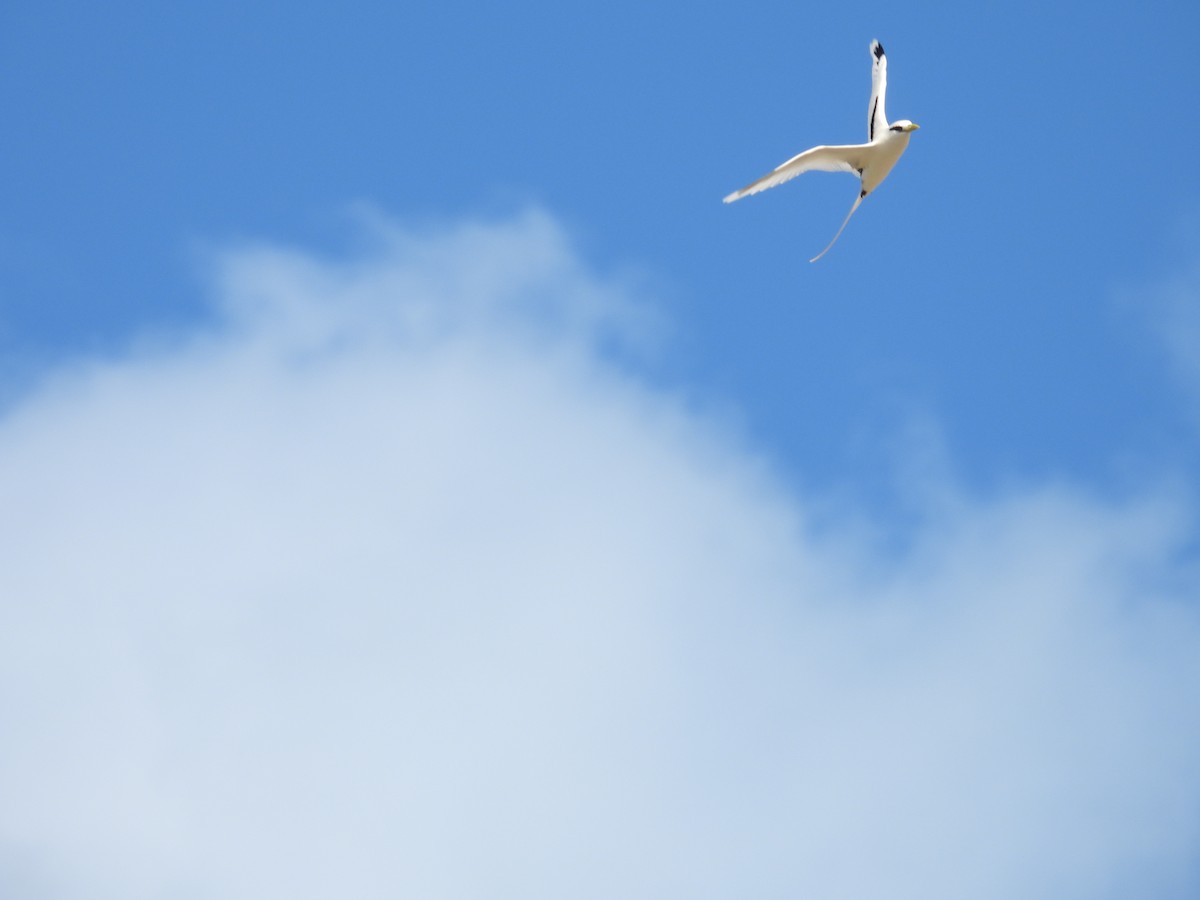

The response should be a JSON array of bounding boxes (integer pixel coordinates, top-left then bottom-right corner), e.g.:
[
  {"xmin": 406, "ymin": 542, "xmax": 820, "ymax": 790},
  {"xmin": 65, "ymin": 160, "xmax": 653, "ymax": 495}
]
[{"xmin": 889, "ymin": 120, "xmax": 921, "ymax": 133}]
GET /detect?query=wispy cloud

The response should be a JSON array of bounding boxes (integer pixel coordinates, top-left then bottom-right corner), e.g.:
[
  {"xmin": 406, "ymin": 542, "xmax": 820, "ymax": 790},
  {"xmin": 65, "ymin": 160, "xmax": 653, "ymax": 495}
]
[
  {"xmin": 1, "ymin": 210, "xmax": 1198, "ymax": 899},
  {"xmin": 1139, "ymin": 248, "xmax": 1200, "ymax": 409}
]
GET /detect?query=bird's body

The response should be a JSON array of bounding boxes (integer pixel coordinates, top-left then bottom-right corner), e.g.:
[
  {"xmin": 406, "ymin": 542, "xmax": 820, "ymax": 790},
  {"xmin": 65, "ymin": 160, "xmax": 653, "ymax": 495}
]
[{"xmin": 723, "ymin": 40, "xmax": 920, "ymax": 261}]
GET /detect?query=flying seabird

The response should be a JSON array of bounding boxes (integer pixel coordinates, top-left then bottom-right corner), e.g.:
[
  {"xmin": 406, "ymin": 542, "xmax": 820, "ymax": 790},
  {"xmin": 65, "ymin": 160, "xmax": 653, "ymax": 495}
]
[{"xmin": 723, "ymin": 40, "xmax": 920, "ymax": 262}]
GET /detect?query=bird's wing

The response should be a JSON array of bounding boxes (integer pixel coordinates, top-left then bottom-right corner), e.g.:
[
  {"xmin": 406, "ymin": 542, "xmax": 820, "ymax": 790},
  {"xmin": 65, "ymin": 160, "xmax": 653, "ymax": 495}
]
[
  {"xmin": 722, "ymin": 144, "xmax": 870, "ymax": 203},
  {"xmin": 868, "ymin": 39, "xmax": 888, "ymax": 142}
]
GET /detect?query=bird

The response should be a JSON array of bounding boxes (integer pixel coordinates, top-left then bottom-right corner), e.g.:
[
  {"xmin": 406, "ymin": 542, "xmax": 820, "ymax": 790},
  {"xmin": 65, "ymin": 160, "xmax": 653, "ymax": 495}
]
[{"xmin": 723, "ymin": 40, "xmax": 920, "ymax": 262}]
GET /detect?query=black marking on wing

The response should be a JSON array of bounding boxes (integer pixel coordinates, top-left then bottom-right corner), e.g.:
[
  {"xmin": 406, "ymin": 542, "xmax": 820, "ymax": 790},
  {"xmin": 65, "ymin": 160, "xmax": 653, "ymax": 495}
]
[
  {"xmin": 860, "ymin": 188, "xmax": 868, "ymax": 198},
  {"xmin": 873, "ymin": 41, "xmax": 885, "ymax": 60},
  {"xmin": 870, "ymin": 98, "xmax": 879, "ymax": 142}
]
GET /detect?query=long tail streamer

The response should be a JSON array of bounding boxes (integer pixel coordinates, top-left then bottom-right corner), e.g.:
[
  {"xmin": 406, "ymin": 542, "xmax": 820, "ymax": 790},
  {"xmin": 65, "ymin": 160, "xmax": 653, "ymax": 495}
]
[{"xmin": 809, "ymin": 193, "xmax": 864, "ymax": 262}]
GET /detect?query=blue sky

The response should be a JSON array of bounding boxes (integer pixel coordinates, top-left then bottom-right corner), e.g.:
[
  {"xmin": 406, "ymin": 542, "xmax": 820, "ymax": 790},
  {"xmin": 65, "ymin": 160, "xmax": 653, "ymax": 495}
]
[
  {"xmin": 3, "ymin": 2, "xmax": 1200, "ymax": 897},
  {"xmin": 5, "ymin": 1, "xmax": 1199, "ymax": 496}
]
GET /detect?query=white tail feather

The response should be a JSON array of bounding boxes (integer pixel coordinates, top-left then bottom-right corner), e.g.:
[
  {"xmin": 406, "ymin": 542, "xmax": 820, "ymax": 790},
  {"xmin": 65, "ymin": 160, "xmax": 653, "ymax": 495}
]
[{"xmin": 809, "ymin": 193, "xmax": 864, "ymax": 262}]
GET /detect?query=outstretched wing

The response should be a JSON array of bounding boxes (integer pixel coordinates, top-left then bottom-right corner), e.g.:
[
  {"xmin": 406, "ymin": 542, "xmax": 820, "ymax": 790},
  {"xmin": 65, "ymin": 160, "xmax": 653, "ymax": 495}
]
[
  {"xmin": 722, "ymin": 144, "xmax": 869, "ymax": 203},
  {"xmin": 868, "ymin": 39, "xmax": 888, "ymax": 142}
]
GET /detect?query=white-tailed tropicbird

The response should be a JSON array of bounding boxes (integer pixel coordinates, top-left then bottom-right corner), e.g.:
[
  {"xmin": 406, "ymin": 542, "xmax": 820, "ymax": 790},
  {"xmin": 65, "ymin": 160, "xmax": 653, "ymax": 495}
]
[{"xmin": 723, "ymin": 40, "xmax": 920, "ymax": 262}]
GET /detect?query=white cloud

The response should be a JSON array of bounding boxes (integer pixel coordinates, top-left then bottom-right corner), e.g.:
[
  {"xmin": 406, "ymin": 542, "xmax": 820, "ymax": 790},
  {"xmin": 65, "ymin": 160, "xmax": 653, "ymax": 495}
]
[{"xmin": 1, "ymin": 209, "xmax": 1198, "ymax": 899}]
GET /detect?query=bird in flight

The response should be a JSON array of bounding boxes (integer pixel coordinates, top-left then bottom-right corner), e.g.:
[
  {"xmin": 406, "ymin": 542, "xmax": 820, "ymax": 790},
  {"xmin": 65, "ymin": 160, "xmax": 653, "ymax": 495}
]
[{"xmin": 723, "ymin": 40, "xmax": 920, "ymax": 262}]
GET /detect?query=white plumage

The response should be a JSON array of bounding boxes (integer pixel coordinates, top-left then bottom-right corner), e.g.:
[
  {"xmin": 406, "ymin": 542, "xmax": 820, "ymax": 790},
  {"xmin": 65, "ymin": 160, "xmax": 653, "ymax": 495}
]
[{"xmin": 724, "ymin": 40, "xmax": 920, "ymax": 262}]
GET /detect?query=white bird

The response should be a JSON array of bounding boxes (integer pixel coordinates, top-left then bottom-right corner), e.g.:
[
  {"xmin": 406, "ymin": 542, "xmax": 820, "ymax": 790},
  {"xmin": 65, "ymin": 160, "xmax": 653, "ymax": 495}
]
[{"xmin": 723, "ymin": 40, "xmax": 920, "ymax": 262}]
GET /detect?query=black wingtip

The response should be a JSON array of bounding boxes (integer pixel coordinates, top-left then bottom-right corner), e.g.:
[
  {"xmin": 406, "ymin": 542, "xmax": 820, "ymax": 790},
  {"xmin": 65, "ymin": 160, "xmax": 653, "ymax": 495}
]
[{"xmin": 872, "ymin": 40, "xmax": 885, "ymax": 60}]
